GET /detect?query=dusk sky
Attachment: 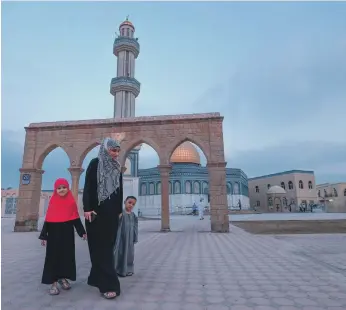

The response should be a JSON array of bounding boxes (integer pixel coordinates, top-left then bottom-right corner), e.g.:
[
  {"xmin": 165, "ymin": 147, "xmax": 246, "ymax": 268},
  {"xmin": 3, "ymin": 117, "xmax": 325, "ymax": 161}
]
[{"xmin": 2, "ymin": 1, "xmax": 346, "ymax": 189}]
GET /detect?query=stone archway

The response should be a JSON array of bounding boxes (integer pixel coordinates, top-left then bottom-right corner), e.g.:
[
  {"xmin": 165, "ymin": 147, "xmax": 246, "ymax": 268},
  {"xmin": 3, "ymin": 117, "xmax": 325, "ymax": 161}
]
[{"xmin": 14, "ymin": 113, "xmax": 229, "ymax": 233}]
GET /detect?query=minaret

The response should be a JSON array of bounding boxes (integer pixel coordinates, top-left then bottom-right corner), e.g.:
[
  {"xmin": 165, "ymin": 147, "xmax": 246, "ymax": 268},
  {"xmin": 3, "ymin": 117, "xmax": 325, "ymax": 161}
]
[
  {"xmin": 111, "ymin": 18, "xmax": 141, "ymax": 177},
  {"xmin": 111, "ymin": 17, "xmax": 140, "ymax": 118}
]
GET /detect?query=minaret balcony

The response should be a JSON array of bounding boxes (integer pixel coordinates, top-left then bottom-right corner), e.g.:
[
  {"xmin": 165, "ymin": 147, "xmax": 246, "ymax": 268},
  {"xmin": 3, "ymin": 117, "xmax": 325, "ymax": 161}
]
[
  {"xmin": 113, "ymin": 36, "xmax": 140, "ymax": 58},
  {"xmin": 110, "ymin": 77, "xmax": 141, "ymax": 97}
]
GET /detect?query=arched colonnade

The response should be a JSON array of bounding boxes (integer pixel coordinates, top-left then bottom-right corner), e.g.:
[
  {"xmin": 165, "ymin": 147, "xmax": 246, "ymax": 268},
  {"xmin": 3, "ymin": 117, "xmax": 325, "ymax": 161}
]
[{"xmin": 14, "ymin": 113, "xmax": 229, "ymax": 233}]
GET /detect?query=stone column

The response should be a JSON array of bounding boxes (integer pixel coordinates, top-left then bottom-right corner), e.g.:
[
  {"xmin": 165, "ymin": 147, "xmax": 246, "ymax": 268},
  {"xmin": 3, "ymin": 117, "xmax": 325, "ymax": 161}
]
[
  {"xmin": 207, "ymin": 162, "xmax": 229, "ymax": 233},
  {"xmin": 68, "ymin": 167, "xmax": 84, "ymax": 216},
  {"xmin": 158, "ymin": 164, "xmax": 172, "ymax": 232},
  {"xmin": 14, "ymin": 168, "xmax": 44, "ymax": 232}
]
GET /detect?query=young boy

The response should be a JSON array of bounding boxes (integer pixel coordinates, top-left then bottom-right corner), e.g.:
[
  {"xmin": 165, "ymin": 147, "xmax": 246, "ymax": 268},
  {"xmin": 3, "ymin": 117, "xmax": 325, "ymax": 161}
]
[{"xmin": 114, "ymin": 196, "xmax": 138, "ymax": 277}]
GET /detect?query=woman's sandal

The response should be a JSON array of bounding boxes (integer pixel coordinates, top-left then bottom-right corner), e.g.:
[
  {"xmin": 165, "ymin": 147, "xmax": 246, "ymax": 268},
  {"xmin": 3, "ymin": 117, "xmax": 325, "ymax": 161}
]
[
  {"xmin": 49, "ymin": 284, "xmax": 60, "ymax": 295},
  {"xmin": 102, "ymin": 292, "xmax": 117, "ymax": 299},
  {"xmin": 58, "ymin": 279, "xmax": 71, "ymax": 290},
  {"xmin": 126, "ymin": 272, "xmax": 134, "ymax": 276}
]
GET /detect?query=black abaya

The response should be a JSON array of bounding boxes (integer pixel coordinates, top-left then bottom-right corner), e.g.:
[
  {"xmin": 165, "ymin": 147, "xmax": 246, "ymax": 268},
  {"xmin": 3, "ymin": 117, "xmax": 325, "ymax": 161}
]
[
  {"xmin": 39, "ymin": 219, "xmax": 86, "ymax": 284},
  {"xmin": 83, "ymin": 157, "xmax": 123, "ymax": 294}
]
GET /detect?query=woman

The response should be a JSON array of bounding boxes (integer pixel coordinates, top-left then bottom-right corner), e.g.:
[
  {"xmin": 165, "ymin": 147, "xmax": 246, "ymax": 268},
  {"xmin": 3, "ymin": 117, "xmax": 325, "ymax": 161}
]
[{"xmin": 83, "ymin": 137, "xmax": 123, "ymax": 299}]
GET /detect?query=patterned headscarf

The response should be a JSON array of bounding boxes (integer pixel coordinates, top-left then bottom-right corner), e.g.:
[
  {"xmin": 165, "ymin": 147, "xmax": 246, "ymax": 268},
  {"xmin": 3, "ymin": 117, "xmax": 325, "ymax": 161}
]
[{"xmin": 97, "ymin": 137, "xmax": 121, "ymax": 204}]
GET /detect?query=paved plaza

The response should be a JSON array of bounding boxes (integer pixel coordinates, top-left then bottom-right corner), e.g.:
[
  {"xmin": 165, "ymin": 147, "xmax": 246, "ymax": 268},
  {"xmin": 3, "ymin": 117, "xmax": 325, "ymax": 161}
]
[{"xmin": 2, "ymin": 215, "xmax": 346, "ymax": 310}]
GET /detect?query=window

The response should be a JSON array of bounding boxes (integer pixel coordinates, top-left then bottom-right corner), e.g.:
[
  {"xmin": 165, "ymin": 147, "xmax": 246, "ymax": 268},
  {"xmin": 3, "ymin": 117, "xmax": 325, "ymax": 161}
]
[
  {"xmin": 308, "ymin": 181, "xmax": 313, "ymax": 189},
  {"xmin": 141, "ymin": 184, "xmax": 147, "ymax": 195},
  {"xmin": 202, "ymin": 182, "xmax": 209, "ymax": 194},
  {"xmin": 193, "ymin": 182, "xmax": 200, "ymax": 194},
  {"xmin": 283, "ymin": 197, "xmax": 287, "ymax": 206},
  {"xmin": 125, "ymin": 51, "xmax": 130, "ymax": 77},
  {"xmin": 124, "ymin": 91, "xmax": 129, "ymax": 117},
  {"xmin": 227, "ymin": 184, "xmax": 231, "ymax": 195},
  {"xmin": 156, "ymin": 182, "xmax": 161, "ymax": 195},
  {"xmin": 324, "ymin": 189, "xmax": 327, "ymax": 197},
  {"xmin": 344, "ymin": 189, "xmax": 346, "ymax": 196},
  {"xmin": 174, "ymin": 181, "xmax": 181, "ymax": 194},
  {"xmin": 333, "ymin": 188, "xmax": 338, "ymax": 197},
  {"xmin": 268, "ymin": 197, "xmax": 273, "ymax": 206},
  {"xmin": 256, "ymin": 201, "xmax": 260, "ymax": 206},
  {"xmin": 233, "ymin": 182, "xmax": 239, "ymax": 195},
  {"xmin": 267, "ymin": 184, "xmax": 271, "ymax": 189},
  {"xmin": 281, "ymin": 182, "xmax": 285, "ymax": 189},
  {"xmin": 5, "ymin": 197, "xmax": 17, "ymax": 215},
  {"xmin": 290, "ymin": 198, "xmax": 295, "ymax": 205},
  {"xmin": 255, "ymin": 186, "xmax": 259, "ymax": 193},
  {"xmin": 126, "ymin": 28, "xmax": 129, "ymax": 36},
  {"xmin": 318, "ymin": 190, "xmax": 320, "ymax": 197},
  {"xmin": 185, "ymin": 181, "xmax": 191, "ymax": 194},
  {"xmin": 288, "ymin": 181, "xmax": 293, "ymax": 190},
  {"xmin": 169, "ymin": 182, "xmax": 172, "ymax": 194},
  {"xmin": 149, "ymin": 183, "xmax": 155, "ymax": 195},
  {"xmin": 299, "ymin": 180, "xmax": 304, "ymax": 189}
]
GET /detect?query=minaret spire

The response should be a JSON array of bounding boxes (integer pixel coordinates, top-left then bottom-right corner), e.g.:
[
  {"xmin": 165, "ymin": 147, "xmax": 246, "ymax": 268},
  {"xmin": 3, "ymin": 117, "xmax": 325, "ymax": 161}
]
[{"xmin": 110, "ymin": 18, "xmax": 140, "ymax": 118}]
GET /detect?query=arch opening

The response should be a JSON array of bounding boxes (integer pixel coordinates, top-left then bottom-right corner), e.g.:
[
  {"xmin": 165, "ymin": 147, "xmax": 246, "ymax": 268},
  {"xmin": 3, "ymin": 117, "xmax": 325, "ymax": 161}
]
[
  {"xmin": 135, "ymin": 143, "xmax": 160, "ymax": 217},
  {"xmin": 168, "ymin": 140, "xmax": 209, "ymax": 215},
  {"xmin": 40, "ymin": 147, "xmax": 72, "ymax": 221},
  {"xmin": 120, "ymin": 138, "xmax": 162, "ymax": 167},
  {"xmin": 167, "ymin": 137, "xmax": 209, "ymax": 164},
  {"xmin": 36, "ymin": 143, "xmax": 72, "ymax": 170}
]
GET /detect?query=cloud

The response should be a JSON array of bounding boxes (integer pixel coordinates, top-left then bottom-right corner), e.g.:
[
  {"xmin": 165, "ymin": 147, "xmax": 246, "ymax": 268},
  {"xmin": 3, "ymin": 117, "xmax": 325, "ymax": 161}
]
[
  {"xmin": 189, "ymin": 30, "xmax": 346, "ymax": 155},
  {"xmin": 230, "ymin": 140, "xmax": 346, "ymax": 184}
]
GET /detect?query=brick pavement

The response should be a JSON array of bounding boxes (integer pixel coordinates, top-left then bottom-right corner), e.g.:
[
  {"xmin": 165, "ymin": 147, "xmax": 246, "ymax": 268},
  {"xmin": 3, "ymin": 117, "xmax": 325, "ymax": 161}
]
[{"xmin": 2, "ymin": 216, "xmax": 346, "ymax": 310}]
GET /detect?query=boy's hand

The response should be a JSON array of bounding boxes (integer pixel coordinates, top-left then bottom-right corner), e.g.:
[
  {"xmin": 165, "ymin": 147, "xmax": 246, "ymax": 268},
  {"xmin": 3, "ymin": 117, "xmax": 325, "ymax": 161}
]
[
  {"xmin": 82, "ymin": 234, "xmax": 87, "ymax": 240},
  {"xmin": 41, "ymin": 240, "xmax": 47, "ymax": 246}
]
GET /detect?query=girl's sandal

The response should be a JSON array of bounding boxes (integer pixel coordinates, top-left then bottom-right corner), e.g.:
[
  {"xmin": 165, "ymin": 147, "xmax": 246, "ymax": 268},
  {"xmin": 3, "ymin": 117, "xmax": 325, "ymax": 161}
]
[
  {"xmin": 102, "ymin": 292, "xmax": 117, "ymax": 299},
  {"xmin": 49, "ymin": 284, "xmax": 60, "ymax": 295},
  {"xmin": 58, "ymin": 279, "xmax": 71, "ymax": 290}
]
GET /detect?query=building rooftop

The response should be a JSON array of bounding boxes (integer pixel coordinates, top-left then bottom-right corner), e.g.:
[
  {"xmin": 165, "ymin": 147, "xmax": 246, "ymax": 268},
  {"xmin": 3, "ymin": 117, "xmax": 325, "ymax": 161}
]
[{"xmin": 248, "ymin": 170, "xmax": 314, "ymax": 181}]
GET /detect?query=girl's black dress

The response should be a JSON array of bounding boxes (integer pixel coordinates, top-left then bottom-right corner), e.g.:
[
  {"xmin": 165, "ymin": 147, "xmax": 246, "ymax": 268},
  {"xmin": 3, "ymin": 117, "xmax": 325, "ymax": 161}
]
[
  {"xmin": 83, "ymin": 157, "xmax": 123, "ymax": 295},
  {"xmin": 39, "ymin": 219, "xmax": 86, "ymax": 284}
]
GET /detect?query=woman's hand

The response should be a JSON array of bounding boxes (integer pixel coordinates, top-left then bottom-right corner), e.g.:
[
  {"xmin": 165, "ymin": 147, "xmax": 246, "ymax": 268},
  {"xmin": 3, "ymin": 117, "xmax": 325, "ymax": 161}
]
[
  {"xmin": 84, "ymin": 211, "xmax": 97, "ymax": 222},
  {"xmin": 82, "ymin": 234, "xmax": 87, "ymax": 240},
  {"xmin": 41, "ymin": 240, "xmax": 47, "ymax": 246}
]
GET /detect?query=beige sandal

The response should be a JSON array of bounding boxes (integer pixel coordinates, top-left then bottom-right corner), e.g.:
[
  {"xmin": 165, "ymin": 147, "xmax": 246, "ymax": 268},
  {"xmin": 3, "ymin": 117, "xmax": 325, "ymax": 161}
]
[
  {"xmin": 58, "ymin": 279, "xmax": 71, "ymax": 290},
  {"xmin": 49, "ymin": 283, "xmax": 60, "ymax": 295},
  {"xmin": 102, "ymin": 292, "xmax": 117, "ymax": 299}
]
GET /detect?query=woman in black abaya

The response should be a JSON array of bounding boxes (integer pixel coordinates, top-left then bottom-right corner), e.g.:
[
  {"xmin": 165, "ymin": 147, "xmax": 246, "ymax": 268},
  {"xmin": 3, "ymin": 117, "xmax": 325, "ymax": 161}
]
[{"xmin": 83, "ymin": 137, "xmax": 123, "ymax": 299}]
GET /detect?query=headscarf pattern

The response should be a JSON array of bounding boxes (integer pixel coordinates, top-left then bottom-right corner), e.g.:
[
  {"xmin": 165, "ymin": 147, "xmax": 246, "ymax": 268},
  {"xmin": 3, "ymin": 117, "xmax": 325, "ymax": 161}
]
[{"xmin": 97, "ymin": 137, "xmax": 121, "ymax": 204}]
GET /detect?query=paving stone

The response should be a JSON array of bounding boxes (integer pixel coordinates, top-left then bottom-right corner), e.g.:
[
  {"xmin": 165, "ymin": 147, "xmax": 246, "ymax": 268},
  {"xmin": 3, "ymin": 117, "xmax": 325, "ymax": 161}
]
[{"xmin": 2, "ymin": 216, "xmax": 346, "ymax": 310}]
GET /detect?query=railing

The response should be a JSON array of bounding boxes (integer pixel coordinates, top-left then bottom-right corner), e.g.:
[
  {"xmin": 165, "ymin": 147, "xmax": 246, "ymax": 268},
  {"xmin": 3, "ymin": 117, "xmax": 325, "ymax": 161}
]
[
  {"xmin": 111, "ymin": 77, "xmax": 141, "ymax": 90},
  {"xmin": 113, "ymin": 37, "xmax": 140, "ymax": 51}
]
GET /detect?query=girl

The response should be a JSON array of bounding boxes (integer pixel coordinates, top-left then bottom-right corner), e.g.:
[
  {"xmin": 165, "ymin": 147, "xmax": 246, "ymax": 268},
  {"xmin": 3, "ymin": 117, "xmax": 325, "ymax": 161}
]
[
  {"xmin": 114, "ymin": 196, "xmax": 138, "ymax": 277},
  {"xmin": 39, "ymin": 178, "xmax": 86, "ymax": 295}
]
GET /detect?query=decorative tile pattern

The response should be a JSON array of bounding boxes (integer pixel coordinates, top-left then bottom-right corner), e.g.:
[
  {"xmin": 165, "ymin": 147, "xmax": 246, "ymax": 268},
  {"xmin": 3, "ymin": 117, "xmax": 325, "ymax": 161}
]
[{"xmin": 2, "ymin": 217, "xmax": 346, "ymax": 310}]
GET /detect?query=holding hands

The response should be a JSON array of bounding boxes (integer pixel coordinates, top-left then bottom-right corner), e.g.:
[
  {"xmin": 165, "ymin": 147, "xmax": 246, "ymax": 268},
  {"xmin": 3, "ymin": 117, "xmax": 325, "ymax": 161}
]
[{"xmin": 84, "ymin": 211, "xmax": 97, "ymax": 222}]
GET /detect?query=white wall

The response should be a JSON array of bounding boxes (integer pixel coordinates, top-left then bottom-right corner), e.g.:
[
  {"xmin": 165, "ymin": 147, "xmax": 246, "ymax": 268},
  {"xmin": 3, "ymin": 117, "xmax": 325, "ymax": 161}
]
[{"xmin": 138, "ymin": 194, "xmax": 250, "ymax": 216}]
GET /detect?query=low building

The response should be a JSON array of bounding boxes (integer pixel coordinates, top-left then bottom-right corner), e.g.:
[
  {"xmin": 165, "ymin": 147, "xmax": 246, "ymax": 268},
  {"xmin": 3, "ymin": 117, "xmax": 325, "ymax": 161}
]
[
  {"xmin": 248, "ymin": 170, "xmax": 318, "ymax": 212},
  {"xmin": 316, "ymin": 182, "xmax": 346, "ymax": 213}
]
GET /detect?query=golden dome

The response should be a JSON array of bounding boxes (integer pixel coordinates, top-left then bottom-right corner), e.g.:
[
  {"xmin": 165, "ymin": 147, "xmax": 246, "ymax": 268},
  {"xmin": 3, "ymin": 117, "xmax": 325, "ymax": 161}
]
[
  {"xmin": 119, "ymin": 20, "xmax": 134, "ymax": 30},
  {"xmin": 170, "ymin": 142, "xmax": 200, "ymax": 165}
]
